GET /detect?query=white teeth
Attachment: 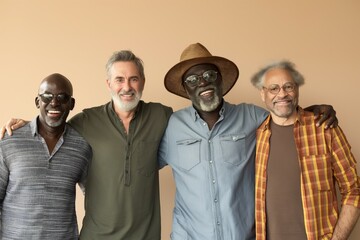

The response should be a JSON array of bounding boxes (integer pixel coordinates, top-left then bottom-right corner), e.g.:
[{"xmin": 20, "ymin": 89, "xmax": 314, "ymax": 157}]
[
  {"xmin": 48, "ymin": 110, "xmax": 61, "ymax": 113},
  {"xmin": 200, "ymin": 90, "xmax": 213, "ymax": 96}
]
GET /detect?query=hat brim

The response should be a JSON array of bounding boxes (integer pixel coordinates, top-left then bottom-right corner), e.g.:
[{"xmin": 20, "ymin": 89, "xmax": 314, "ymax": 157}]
[{"xmin": 164, "ymin": 56, "xmax": 239, "ymax": 99}]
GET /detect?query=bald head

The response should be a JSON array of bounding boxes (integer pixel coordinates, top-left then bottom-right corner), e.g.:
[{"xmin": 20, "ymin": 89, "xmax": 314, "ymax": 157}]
[{"xmin": 38, "ymin": 73, "xmax": 73, "ymax": 96}]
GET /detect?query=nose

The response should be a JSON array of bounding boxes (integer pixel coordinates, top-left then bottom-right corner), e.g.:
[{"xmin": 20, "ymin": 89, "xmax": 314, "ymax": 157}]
[
  {"xmin": 122, "ymin": 79, "xmax": 132, "ymax": 91},
  {"xmin": 50, "ymin": 95, "xmax": 59, "ymax": 105},
  {"xmin": 198, "ymin": 76, "xmax": 208, "ymax": 86},
  {"xmin": 49, "ymin": 96, "xmax": 60, "ymax": 106},
  {"xmin": 277, "ymin": 87, "xmax": 288, "ymax": 97}
]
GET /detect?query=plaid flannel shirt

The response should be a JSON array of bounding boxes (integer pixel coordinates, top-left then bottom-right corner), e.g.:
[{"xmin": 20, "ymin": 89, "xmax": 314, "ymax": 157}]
[{"xmin": 255, "ymin": 107, "xmax": 360, "ymax": 240}]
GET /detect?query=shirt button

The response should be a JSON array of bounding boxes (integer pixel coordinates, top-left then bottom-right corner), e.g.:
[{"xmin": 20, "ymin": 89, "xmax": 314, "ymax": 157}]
[
  {"xmin": 209, "ymin": 160, "xmax": 213, "ymax": 164},
  {"xmin": 212, "ymin": 179, "xmax": 216, "ymax": 184},
  {"xmin": 217, "ymin": 221, "xmax": 220, "ymax": 225},
  {"xmin": 214, "ymin": 198, "xmax": 218, "ymax": 203}
]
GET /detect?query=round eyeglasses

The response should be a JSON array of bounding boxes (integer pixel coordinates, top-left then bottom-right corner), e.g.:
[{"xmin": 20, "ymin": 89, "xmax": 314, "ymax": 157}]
[
  {"xmin": 262, "ymin": 82, "xmax": 297, "ymax": 95},
  {"xmin": 184, "ymin": 70, "xmax": 218, "ymax": 87}
]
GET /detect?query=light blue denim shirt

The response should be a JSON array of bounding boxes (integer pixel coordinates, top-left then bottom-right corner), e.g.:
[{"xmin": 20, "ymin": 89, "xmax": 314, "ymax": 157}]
[{"xmin": 159, "ymin": 101, "xmax": 268, "ymax": 240}]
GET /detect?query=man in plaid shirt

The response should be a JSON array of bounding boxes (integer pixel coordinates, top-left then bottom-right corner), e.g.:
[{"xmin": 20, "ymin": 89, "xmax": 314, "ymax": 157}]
[{"xmin": 251, "ymin": 60, "xmax": 360, "ymax": 240}]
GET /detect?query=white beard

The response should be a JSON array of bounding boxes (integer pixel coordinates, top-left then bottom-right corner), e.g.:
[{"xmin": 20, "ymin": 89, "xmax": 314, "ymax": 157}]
[{"xmin": 111, "ymin": 90, "xmax": 142, "ymax": 112}]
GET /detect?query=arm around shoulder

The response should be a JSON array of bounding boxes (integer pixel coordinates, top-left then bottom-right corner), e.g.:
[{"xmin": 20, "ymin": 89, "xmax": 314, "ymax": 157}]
[{"xmin": 0, "ymin": 118, "xmax": 28, "ymax": 139}]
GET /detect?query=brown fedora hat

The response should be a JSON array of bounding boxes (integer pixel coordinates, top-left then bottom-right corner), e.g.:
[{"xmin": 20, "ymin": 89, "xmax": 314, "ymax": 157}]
[{"xmin": 164, "ymin": 43, "xmax": 239, "ymax": 99}]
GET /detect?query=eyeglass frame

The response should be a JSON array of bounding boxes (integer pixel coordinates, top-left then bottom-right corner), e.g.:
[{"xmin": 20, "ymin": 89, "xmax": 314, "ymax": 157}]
[
  {"xmin": 183, "ymin": 70, "xmax": 218, "ymax": 88},
  {"xmin": 38, "ymin": 93, "xmax": 72, "ymax": 104},
  {"xmin": 262, "ymin": 82, "xmax": 298, "ymax": 95}
]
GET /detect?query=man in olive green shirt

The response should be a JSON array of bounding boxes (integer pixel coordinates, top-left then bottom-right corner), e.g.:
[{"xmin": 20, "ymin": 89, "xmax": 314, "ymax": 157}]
[{"xmin": 70, "ymin": 51, "xmax": 172, "ymax": 239}]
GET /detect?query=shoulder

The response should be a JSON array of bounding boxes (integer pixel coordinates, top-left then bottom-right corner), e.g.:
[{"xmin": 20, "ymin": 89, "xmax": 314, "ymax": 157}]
[
  {"xmin": 141, "ymin": 101, "xmax": 173, "ymax": 121},
  {"xmin": 64, "ymin": 125, "xmax": 92, "ymax": 149},
  {"xmin": 232, "ymin": 102, "xmax": 265, "ymax": 112},
  {"xmin": 143, "ymin": 101, "xmax": 173, "ymax": 113},
  {"xmin": 299, "ymin": 108, "xmax": 317, "ymax": 124},
  {"xmin": 171, "ymin": 105, "xmax": 191, "ymax": 116},
  {"xmin": 227, "ymin": 102, "xmax": 268, "ymax": 118},
  {"xmin": 69, "ymin": 103, "xmax": 110, "ymax": 125},
  {"xmin": 81, "ymin": 102, "xmax": 109, "ymax": 115},
  {"xmin": 0, "ymin": 122, "xmax": 32, "ymax": 141}
]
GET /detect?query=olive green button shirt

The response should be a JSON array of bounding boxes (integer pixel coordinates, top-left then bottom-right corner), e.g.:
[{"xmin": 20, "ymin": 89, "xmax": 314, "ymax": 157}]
[{"xmin": 69, "ymin": 101, "xmax": 172, "ymax": 240}]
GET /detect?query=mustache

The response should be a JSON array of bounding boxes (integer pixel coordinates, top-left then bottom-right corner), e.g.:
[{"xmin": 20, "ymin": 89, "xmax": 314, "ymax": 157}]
[
  {"xmin": 275, "ymin": 96, "xmax": 293, "ymax": 101},
  {"xmin": 195, "ymin": 86, "xmax": 215, "ymax": 96},
  {"xmin": 119, "ymin": 89, "xmax": 135, "ymax": 95}
]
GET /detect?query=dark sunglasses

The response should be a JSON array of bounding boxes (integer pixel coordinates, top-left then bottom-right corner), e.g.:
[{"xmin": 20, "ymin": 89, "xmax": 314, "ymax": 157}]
[
  {"xmin": 38, "ymin": 93, "xmax": 72, "ymax": 104},
  {"xmin": 184, "ymin": 70, "xmax": 218, "ymax": 87}
]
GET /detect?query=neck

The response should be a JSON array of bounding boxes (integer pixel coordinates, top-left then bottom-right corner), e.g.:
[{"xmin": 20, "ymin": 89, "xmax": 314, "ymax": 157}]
[
  {"xmin": 271, "ymin": 112, "xmax": 297, "ymax": 126},
  {"xmin": 113, "ymin": 102, "xmax": 137, "ymax": 122},
  {"xmin": 116, "ymin": 109, "xmax": 136, "ymax": 122},
  {"xmin": 113, "ymin": 104, "xmax": 137, "ymax": 135},
  {"xmin": 37, "ymin": 120, "xmax": 65, "ymax": 139},
  {"xmin": 195, "ymin": 103, "xmax": 222, "ymax": 130},
  {"xmin": 37, "ymin": 120, "xmax": 65, "ymax": 154}
]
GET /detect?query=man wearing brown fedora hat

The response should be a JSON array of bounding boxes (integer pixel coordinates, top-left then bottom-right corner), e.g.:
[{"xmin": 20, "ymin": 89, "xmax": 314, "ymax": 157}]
[{"xmin": 159, "ymin": 43, "xmax": 338, "ymax": 239}]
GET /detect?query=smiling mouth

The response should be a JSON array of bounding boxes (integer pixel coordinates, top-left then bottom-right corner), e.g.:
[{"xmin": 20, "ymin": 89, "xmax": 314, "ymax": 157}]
[
  {"xmin": 199, "ymin": 89, "xmax": 214, "ymax": 97},
  {"xmin": 47, "ymin": 110, "xmax": 62, "ymax": 117},
  {"xmin": 120, "ymin": 92, "xmax": 135, "ymax": 99}
]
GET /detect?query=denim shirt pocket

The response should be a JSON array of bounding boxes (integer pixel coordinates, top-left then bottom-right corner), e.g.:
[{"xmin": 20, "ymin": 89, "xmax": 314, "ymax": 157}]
[
  {"xmin": 219, "ymin": 133, "xmax": 247, "ymax": 166},
  {"xmin": 176, "ymin": 139, "xmax": 201, "ymax": 171}
]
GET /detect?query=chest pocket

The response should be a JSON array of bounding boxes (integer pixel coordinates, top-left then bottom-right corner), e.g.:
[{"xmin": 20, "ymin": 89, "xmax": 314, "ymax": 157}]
[
  {"xmin": 301, "ymin": 153, "xmax": 333, "ymax": 191},
  {"xmin": 219, "ymin": 134, "xmax": 247, "ymax": 166},
  {"xmin": 176, "ymin": 139, "xmax": 201, "ymax": 171},
  {"xmin": 137, "ymin": 140, "xmax": 159, "ymax": 177}
]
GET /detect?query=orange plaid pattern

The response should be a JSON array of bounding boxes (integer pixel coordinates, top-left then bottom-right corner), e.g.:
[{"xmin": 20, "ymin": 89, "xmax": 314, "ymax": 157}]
[{"xmin": 255, "ymin": 107, "xmax": 360, "ymax": 240}]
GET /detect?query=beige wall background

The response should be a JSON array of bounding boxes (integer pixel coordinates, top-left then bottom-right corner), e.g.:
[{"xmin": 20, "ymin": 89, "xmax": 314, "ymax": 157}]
[{"xmin": 1, "ymin": 0, "xmax": 359, "ymax": 239}]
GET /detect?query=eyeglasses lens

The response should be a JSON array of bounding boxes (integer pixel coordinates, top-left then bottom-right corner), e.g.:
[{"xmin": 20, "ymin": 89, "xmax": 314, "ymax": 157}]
[
  {"xmin": 266, "ymin": 83, "xmax": 296, "ymax": 94},
  {"xmin": 39, "ymin": 93, "xmax": 71, "ymax": 104},
  {"xmin": 185, "ymin": 70, "xmax": 218, "ymax": 87}
]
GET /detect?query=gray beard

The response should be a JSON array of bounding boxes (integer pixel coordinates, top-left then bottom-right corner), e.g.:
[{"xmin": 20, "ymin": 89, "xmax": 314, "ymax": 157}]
[
  {"xmin": 111, "ymin": 91, "xmax": 142, "ymax": 112},
  {"xmin": 192, "ymin": 93, "xmax": 221, "ymax": 112},
  {"xmin": 199, "ymin": 99, "xmax": 220, "ymax": 112}
]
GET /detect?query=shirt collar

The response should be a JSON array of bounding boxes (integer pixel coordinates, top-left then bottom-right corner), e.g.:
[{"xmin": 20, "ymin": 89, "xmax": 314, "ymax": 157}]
[
  {"xmin": 30, "ymin": 116, "xmax": 68, "ymax": 137},
  {"xmin": 30, "ymin": 117, "xmax": 38, "ymax": 136},
  {"xmin": 191, "ymin": 101, "xmax": 226, "ymax": 122},
  {"xmin": 108, "ymin": 100, "xmax": 143, "ymax": 120}
]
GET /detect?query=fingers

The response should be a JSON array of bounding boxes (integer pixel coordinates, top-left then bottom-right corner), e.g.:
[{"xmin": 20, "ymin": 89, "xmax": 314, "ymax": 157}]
[
  {"xmin": 12, "ymin": 120, "xmax": 27, "ymax": 130},
  {"xmin": 315, "ymin": 111, "xmax": 338, "ymax": 129},
  {"xmin": 0, "ymin": 118, "xmax": 25, "ymax": 139},
  {"xmin": 327, "ymin": 116, "xmax": 338, "ymax": 128},
  {"xmin": 5, "ymin": 118, "xmax": 17, "ymax": 137},
  {"xmin": 312, "ymin": 107, "xmax": 321, "ymax": 120},
  {"xmin": 0, "ymin": 126, "xmax": 7, "ymax": 139}
]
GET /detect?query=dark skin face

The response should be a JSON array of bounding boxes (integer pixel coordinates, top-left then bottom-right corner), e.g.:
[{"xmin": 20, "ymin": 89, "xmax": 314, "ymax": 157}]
[
  {"xmin": 35, "ymin": 73, "xmax": 75, "ymax": 152},
  {"xmin": 183, "ymin": 64, "xmax": 223, "ymax": 129}
]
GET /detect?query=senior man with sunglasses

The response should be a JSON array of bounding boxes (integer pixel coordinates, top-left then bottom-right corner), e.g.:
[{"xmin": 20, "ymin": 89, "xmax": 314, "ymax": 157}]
[
  {"xmin": 0, "ymin": 73, "xmax": 92, "ymax": 239},
  {"xmin": 158, "ymin": 43, "xmax": 339, "ymax": 240}
]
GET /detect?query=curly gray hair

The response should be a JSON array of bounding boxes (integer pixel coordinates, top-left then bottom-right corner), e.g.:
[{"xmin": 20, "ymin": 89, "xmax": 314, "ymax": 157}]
[{"xmin": 251, "ymin": 60, "xmax": 305, "ymax": 89}]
